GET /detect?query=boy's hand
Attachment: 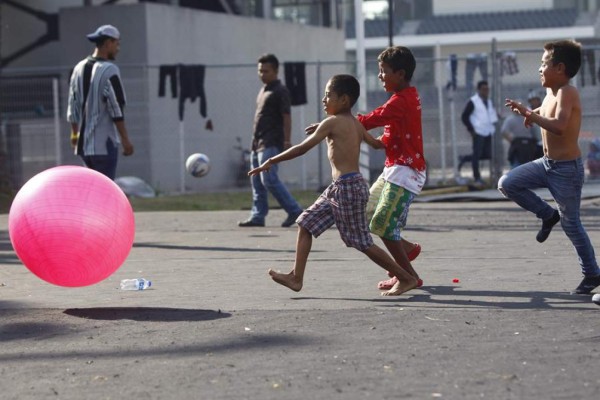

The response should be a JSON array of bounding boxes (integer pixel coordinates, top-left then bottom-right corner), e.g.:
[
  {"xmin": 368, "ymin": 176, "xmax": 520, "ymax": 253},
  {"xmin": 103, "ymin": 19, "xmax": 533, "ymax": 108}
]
[
  {"xmin": 248, "ymin": 159, "xmax": 273, "ymax": 176},
  {"xmin": 304, "ymin": 123, "xmax": 319, "ymax": 135},
  {"xmin": 505, "ymin": 98, "xmax": 528, "ymax": 117},
  {"xmin": 505, "ymin": 98, "xmax": 533, "ymax": 127}
]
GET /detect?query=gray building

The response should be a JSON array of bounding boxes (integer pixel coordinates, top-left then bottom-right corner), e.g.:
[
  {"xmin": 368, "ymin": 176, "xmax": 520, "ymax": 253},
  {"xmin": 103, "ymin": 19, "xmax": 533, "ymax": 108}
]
[{"xmin": 1, "ymin": 0, "xmax": 346, "ymax": 193}]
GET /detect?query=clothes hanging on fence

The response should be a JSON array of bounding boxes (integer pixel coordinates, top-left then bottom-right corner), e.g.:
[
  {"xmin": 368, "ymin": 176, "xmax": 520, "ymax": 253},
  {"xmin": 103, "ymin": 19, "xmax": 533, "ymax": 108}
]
[
  {"xmin": 284, "ymin": 62, "xmax": 307, "ymax": 106},
  {"xmin": 499, "ymin": 51, "xmax": 519, "ymax": 76},
  {"xmin": 157, "ymin": 64, "xmax": 207, "ymax": 121},
  {"xmin": 445, "ymin": 54, "xmax": 457, "ymax": 91},
  {"xmin": 465, "ymin": 53, "xmax": 488, "ymax": 94},
  {"xmin": 178, "ymin": 64, "xmax": 207, "ymax": 120},
  {"xmin": 158, "ymin": 65, "xmax": 178, "ymax": 98}
]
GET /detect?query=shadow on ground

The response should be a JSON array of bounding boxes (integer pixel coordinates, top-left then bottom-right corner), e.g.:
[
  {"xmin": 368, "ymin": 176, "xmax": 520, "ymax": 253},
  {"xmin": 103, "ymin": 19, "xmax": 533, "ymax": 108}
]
[
  {"xmin": 133, "ymin": 242, "xmax": 295, "ymax": 253},
  {"xmin": 291, "ymin": 286, "xmax": 595, "ymax": 311},
  {"xmin": 0, "ymin": 322, "xmax": 74, "ymax": 342},
  {"xmin": 63, "ymin": 307, "xmax": 232, "ymax": 322}
]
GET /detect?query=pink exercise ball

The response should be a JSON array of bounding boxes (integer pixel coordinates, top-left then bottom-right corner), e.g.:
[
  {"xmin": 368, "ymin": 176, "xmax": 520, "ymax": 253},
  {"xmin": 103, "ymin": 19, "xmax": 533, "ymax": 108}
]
[{"xmin": 8, "ymin": 166, "xmax": 135, "ymax": 287}]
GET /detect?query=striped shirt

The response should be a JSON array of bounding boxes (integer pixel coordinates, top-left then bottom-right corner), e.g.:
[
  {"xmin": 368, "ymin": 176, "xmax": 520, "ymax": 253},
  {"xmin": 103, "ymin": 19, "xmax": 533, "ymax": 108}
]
[{"xmin": 67, "ymin": 56, "xmax": 126, "ymax": 156}]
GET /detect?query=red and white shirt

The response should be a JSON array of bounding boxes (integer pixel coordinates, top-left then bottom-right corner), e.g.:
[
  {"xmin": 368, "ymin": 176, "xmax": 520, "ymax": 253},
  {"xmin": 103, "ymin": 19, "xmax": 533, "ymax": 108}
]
[{"xmin": 358, "ymin": 86, "xmax": 426, "ymax": 194}]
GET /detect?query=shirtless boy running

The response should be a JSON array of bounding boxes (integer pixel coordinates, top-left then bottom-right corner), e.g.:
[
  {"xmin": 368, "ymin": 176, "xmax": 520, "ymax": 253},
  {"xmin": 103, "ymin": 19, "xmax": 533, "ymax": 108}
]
[
  {"xmin": 248, "ymin": 74, "xmax": 418, "ymax": 296},
  {"xmin": 501, "ymin": 40, "xmax": 600, "ymax": 294}
]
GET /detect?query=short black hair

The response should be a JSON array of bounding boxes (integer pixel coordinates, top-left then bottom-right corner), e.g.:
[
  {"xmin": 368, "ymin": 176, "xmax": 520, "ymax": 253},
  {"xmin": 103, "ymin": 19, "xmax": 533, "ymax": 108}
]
[
  {"xmin": 377, "ymin": 46, "xmax": 416, "ymax": 81},
  {"xmin": 328, "ymin": 74, "xmax": 360, "ymax": 107},
  {"xmin": 258, "ymin": 53, "xmax": 279, "ymax": 70},
  {"xmin": 477, "ymin": 80, "xmax": 489, "ymax": 90},
  {"xmin": 544, "ymin": 40, "xmax": 582, "ymax": 78}
]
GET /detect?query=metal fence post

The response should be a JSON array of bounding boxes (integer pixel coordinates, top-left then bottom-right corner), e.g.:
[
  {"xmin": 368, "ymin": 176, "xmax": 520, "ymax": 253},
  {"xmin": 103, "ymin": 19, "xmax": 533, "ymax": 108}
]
[
  {"xmin": 491, "ymin": 37, "xmax": 503, "ymax": 187},
  {"xmin": 316, "ymin": 60, "xmax": 323, "ymax": 189},
  {"xmin": 435, "ymin": 44, "xmax": 447, "ymax": 183}
]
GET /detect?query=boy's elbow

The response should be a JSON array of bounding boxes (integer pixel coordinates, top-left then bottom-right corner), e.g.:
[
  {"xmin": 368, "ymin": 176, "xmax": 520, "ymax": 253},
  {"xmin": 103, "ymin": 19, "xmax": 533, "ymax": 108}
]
[{"xmin": 551, "ymin": 121, "xmax": 568, "ymax": 136}]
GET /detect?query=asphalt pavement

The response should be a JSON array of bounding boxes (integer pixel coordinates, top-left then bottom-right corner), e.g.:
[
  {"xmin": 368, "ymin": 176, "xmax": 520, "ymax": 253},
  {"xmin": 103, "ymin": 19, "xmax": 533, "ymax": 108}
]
[{"xmin": 1, "ymin": 184, "xmax": 600, "ymax": 399}]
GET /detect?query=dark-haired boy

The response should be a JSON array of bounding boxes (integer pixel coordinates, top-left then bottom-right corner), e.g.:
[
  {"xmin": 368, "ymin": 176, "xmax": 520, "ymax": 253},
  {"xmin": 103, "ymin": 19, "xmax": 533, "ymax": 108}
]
[
  {"xmin": 501, "ymin": 40, "xmax": 600, "ymax": 294},
  {"xmin": 357, "ymin": 46, "xmax": 427, "ymax": 290},
  {"xmin": 249, "ymin": 74, "xmax": 418, "ymax": 296}
]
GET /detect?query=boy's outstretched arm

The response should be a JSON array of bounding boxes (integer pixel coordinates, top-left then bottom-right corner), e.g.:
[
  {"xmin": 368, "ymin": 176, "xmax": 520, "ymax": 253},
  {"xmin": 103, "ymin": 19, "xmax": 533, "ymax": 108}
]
[
  {"xmin": 304, "ymin": 122, "xmax": 319, "ymax": 135},
  {"xmin": 506, "ymin": 88, "xmax": 576, "ymax": 136},
  {"xmin": 249, "ymin": 118, "xmax": 333, "ymax": 176}
]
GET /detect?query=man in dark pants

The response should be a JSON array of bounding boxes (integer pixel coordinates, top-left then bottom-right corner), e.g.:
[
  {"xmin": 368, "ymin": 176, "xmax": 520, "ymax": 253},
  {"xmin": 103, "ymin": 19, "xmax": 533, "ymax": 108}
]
[
  {"xmin": 238, "ymin": 54, "xmax": 303, "ymax": 228},
  {"xmin": 459, "ymin": 80, "xmax": 498, "ymax": 186}
]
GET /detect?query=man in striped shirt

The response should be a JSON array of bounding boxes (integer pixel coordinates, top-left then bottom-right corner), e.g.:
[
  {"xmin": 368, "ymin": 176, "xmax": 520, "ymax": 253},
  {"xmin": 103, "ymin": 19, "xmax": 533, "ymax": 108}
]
[{"xmin": 67, "ymin": 24, "xmax": 134, "ymax": 180}]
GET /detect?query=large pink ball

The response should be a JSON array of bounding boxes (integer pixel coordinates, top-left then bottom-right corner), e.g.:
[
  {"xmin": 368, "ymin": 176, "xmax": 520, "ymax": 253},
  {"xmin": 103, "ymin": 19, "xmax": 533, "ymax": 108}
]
[{"xmin": 8, "ymin": 166, "xmax": 135, "ymax": 287}]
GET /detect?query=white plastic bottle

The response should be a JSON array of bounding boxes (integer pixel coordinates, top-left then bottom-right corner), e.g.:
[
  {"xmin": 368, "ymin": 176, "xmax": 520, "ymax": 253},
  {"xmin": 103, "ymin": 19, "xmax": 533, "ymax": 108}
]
[{"xmin": 120, "ymin": 278, "xmax": 152, "ymax": 290}]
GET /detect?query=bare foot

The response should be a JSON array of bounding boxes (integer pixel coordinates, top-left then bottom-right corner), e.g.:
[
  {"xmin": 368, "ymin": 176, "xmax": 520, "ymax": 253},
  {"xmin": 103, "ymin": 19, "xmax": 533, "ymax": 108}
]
[
  {"xmin": 381, "ymin": 277, "xmax": 417, "ymax": 296},
  {"xmin": 268, "ymin": 269, "xmax": 303, "ymax": 292}
]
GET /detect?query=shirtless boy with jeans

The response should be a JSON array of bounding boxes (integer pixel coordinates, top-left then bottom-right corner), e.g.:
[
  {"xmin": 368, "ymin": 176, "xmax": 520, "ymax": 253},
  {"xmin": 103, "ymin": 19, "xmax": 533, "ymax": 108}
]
[{"xmin": 501, "ymin": 40, "xmax": 600, "ymax": 294}]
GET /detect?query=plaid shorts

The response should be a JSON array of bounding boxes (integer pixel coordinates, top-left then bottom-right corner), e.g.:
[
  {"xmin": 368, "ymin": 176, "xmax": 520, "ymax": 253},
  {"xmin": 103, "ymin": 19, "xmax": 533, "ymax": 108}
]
[
  {"xmin": 297, "ymin": 173, "xmax": 374, "ymax": 251},
  {"xmin": 368, "ymin": 178, "xmax": 415, "ymax": 241}
]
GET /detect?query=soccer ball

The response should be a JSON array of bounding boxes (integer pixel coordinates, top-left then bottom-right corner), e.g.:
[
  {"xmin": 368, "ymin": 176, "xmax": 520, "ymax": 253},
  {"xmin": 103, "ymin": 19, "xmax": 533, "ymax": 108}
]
[{"xmin": 185, "ymin": 153, "xmax": 210, "ymax": 177}]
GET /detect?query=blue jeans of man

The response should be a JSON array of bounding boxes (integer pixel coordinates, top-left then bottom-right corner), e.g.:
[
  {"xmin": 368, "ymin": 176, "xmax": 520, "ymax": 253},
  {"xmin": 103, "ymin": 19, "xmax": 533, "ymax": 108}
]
[
  {"xmin": 81, "ymin": 138, "xmax": 118, "ymax": 180},
  {"xmin": 249, "ymin": 146, "xmax": 303, "ymax": 223},
  {"xmin": 498, "ymin": 157, "xmax": 599, "ymax": 277}
]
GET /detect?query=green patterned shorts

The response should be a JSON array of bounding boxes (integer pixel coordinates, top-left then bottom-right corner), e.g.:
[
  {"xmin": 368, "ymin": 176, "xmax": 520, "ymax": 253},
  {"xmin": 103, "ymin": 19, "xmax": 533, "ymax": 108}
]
[{"xmin": 367, "ymin": 178, "xmax": 415, "ymax": 241}]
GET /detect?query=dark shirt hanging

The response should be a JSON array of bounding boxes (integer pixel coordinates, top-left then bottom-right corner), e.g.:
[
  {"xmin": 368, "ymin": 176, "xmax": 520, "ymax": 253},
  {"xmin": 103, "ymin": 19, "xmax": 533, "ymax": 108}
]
[
  {"xmin": 284, "ymin": 62, "xmax": 307, "ymax": 106},
  {"xmin": 158, "ymin": 64, "xmax": 207, "ymax": 121},
  {"xmin": 178, "ymin": 64, "xmax": 207, "ymax": 121}
]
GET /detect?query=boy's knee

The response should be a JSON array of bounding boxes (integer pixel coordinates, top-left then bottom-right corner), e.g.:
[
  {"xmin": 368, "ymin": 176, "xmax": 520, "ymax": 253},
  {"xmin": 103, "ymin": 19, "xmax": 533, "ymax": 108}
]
[
  {"xmin": 342, "ymin": 235, "xmax": 373, "ymax": 252},
  {"xmin": 497, "ymin": 174, "xmax": 510, "ymax": 197}
]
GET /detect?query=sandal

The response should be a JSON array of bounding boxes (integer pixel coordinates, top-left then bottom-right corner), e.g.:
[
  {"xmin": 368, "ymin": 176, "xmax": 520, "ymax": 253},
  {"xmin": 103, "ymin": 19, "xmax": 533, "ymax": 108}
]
[{"xmin": 407, "ymin": 243, "xmax": 421, "ymax": 261}]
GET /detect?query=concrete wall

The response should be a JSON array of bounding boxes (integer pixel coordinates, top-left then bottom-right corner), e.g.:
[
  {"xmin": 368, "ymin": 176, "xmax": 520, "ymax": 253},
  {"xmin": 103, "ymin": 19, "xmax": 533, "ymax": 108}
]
[{"xmin": 55, "ymin": 3, "xmax": 345, "ymax": 193}]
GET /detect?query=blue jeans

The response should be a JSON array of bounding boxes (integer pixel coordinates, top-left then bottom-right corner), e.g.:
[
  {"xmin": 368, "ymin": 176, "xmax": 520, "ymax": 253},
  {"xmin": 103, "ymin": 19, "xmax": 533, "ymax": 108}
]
[
  {"xmin": 498, "ymin": 157, "xmax": 599, "ymax": 277},
  {"xmin": 81, "ymin": 138, "xmax": 118, "ymax": 180},
  {"xmin": 249, "ymin": 146, "xmax": 303, "ymax": 223}
]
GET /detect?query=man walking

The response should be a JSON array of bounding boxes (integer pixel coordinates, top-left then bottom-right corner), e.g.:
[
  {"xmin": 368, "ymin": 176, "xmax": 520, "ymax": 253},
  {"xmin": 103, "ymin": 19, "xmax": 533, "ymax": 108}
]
[
  {"xmin": 238, "ymin": 54, "xmax": 303, "ymax": 228},
  {"xmin": 67, "ymin": 24, "xmax": 134, "ymax": 180}
]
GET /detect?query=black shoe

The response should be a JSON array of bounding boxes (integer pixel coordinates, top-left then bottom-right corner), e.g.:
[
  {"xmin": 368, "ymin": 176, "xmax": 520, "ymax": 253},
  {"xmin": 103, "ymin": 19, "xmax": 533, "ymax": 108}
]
[
  {"xmin": 238, "ymin": 219, "xmax": 265, "ymax": 227},
  {"xmin": 281, "ymin": 211, "xmax": 302, "ymax": 227},
  {"xmin": 572, "ymin": 274, "xmax": 600, "ymax": 294},
  {"xmin": 536, "ymin": 210, "xmax": 560, "ymax": 243}
]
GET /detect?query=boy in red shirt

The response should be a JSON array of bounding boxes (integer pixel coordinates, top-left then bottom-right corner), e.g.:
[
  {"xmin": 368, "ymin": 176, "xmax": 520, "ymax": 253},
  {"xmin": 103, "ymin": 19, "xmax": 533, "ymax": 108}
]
[{"xmin": 358, "ymin": 46, "xmax": 426, "ymax": 291}]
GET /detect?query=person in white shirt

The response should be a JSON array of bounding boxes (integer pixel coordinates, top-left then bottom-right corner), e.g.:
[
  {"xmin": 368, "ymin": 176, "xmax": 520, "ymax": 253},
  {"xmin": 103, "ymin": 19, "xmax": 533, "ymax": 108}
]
[{"xmin": 460, "ymin": 80, "xmax": 498, "ymax": 185}]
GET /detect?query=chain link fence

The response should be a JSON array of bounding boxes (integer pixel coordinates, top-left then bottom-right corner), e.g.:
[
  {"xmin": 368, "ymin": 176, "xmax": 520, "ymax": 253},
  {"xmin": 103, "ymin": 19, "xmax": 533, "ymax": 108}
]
[{"xmin": 2, "ymin": 44, "xmax": 600, "ymax": 193}]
